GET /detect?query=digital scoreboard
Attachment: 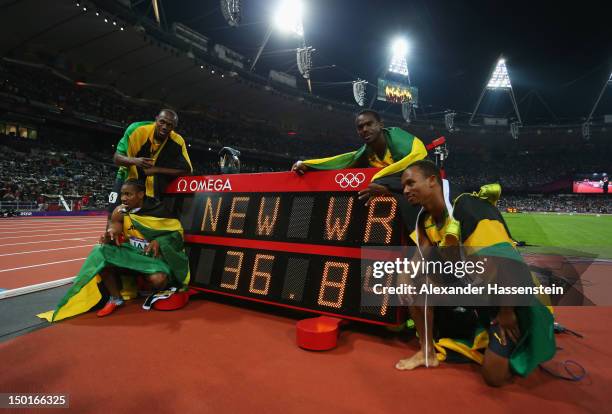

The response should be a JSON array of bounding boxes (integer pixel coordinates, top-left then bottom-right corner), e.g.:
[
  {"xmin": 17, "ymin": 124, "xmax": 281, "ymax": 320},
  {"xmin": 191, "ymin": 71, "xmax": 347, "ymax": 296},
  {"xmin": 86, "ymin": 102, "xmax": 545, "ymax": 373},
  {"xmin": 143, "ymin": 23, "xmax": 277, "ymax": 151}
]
[
  {"xmin": 165, "ymin": 169, "xmax": 406, "ymax": 325},
  {"xmin": 377, "ymin": 78, "xmax": 419, "ymax": 106}
]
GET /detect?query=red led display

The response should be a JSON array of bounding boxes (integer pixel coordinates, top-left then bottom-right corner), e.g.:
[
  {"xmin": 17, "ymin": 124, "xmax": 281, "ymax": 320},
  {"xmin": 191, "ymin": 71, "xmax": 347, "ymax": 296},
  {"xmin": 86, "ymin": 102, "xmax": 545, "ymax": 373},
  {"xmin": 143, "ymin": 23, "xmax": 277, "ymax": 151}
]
[{"xmin": 167, "ymin": 169, "xmax": 405, "ymax": 325}]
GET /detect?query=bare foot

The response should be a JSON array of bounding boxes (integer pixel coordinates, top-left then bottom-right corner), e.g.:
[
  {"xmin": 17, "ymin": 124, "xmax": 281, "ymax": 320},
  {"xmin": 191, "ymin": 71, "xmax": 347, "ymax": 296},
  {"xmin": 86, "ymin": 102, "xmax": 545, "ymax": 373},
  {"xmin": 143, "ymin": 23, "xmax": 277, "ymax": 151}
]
[{"xmin": 395, "ymin": 349, "xmax": 439, "ymax": 370}]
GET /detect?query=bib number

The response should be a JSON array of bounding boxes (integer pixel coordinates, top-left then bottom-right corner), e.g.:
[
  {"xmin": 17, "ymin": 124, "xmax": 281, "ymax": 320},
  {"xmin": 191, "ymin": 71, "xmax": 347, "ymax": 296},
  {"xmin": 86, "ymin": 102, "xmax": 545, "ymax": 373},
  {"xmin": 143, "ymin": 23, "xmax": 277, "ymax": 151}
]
[{"xmin": 129, "ymin": 237, "xmax": 149, "ymax": 251}]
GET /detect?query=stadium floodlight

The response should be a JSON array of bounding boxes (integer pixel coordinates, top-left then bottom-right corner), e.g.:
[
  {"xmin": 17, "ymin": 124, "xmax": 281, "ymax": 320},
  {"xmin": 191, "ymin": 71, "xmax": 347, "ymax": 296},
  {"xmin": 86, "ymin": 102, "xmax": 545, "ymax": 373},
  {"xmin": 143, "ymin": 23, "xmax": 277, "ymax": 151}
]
[
  {"xmin": 252, "ymin": 0, "xmax": 304, "ymax": 72},
  {"xmin": 220, "ymin": 0, "xmax": 241, "ymax": 27},
  {"xmin": 352, "ymin": 79, "xmax": 368, "ymax": 106},
  {"xmin": 274, "ymin": 0, "xmax": 304, "ymax": 37},
  {"xmin": 487, "ymin": 58, "xmax": 512, "ymax": 89},
  {"xmin": 388, "ymin": 37, "xmax": 409, "ymax": 77},
  {"xmin": 470, "ymin": 55, "xmax": 521, "ymax": 126}
]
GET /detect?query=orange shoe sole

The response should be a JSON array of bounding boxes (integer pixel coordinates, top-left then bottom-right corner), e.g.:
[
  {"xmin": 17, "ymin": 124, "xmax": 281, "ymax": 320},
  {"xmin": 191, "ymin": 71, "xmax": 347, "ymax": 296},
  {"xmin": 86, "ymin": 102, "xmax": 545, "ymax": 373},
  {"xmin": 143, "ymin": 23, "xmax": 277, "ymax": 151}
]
[{"xmin": 96, "ymin": 301, "xmax": 122, "ymax": 317}]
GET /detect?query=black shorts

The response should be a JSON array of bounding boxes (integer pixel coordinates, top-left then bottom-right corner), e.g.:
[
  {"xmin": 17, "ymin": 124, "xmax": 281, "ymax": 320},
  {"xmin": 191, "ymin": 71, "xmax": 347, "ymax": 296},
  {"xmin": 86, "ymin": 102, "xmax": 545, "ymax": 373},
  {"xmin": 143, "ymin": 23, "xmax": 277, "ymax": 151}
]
[
  {"xmin": 107, "ymin": 177, "xmax": 124, "ymax": 214},
  {"xmin": 487, "ymin": 323, "xmax": 517, "ymax": 358},
  {"xmin": 438, "ymin": 307, "xmax": 519, "ymax": 359},
  {"xmin": 478, "ymin": 307, "xmax": 518, "ymax": 358}
]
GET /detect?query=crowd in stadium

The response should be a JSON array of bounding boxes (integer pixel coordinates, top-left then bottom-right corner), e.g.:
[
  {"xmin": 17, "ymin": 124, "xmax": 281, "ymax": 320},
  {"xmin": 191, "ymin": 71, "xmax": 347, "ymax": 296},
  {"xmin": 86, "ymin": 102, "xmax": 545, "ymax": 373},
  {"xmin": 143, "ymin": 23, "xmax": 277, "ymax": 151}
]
[
  {"xmin": 0, "ymin": 60, "xmax": 355, "ymax": 160},
  {"xmin": 1, "ymin": 59, "xmax": 611, "ymax": 214},
  {"xmin": 0, "ymin": 140, "xmax": 114, "ymax": 210},
  {"xmin": 2, "ymin": 126, "xmax": 610, "ymax": 214},
  {"xmin": 445, "ymin": 149, "xmax": 610, "ymax": 192},
  {"xmin": 498, "ymin": 194, "xmax": 611, "ymax": 214}
]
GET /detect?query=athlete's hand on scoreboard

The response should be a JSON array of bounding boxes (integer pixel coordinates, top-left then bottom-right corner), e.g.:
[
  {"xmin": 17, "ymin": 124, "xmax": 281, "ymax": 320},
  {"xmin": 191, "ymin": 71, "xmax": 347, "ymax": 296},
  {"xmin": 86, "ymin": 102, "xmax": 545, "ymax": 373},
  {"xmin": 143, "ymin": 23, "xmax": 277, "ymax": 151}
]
[
  {"xmin": 291, "ymin": 161, "xmax": 309, "ymax": 175},
  {"xmin": 144, "ymin": 240, "xmax": 161, "ymax": 258},
  {"xmin": 358, "ymin": 183, "xmax": 389, "ymax": 206},
  {"xmin": 132, "ymin": 157, "xmax": 155, "ymax": 169}
]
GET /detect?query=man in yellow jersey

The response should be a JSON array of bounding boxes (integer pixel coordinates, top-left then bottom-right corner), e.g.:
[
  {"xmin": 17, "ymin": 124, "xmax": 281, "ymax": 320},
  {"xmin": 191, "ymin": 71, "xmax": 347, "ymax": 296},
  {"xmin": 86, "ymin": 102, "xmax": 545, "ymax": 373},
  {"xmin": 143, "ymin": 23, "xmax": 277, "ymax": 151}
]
[
  {"xmin": 41, "ymin": 179, "xmax": 190, "ymax": 321},
  {"xmin": 291, "ymin": 110, "xmax": 427, "ymax": 204},
  {"xmin": 396, "ymin": 160, "xmax": 555, "ymax": 386},
  {"xmin": 108, "ymin": 109, "xmax": 192, "ymax": 213}
]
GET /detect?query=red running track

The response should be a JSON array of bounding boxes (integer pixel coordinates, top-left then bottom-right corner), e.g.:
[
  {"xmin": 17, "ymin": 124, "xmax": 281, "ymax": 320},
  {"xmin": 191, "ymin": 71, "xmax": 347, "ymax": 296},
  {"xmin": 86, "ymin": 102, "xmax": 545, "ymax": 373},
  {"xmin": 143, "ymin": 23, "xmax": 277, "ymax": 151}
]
[{"xmin": 0, "ymin": 216, "xmax": 107, "ymax": 292}]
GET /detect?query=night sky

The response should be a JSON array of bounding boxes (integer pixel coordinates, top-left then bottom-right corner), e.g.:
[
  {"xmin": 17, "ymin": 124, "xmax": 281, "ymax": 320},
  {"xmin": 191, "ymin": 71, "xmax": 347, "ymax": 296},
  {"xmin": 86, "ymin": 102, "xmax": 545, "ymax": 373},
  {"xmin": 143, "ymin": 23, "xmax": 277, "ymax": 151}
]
[{"xmin": 157, "ymin": 0, "xmax": 610, "ymax": 122}]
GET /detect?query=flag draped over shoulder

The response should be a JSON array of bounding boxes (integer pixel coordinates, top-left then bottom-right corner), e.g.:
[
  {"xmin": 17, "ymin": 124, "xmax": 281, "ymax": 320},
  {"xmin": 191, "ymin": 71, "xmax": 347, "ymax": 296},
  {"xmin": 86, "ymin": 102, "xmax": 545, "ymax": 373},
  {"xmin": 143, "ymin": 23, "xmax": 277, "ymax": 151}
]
[
  {"xmin": 119, "ymin": 122, "xmax": 193, "ymax": 199},
  {"xmin": 452, "ymin": 191, "xmax": 555, "ymax": 376},
  {"xmin": 412, "ymin": 185, "xmax": 556, "ymax": 377},
  {"xmin": 38, "ymin": 200, "xmax": 190, "ymax": 322},
  {"xmin": 302, "ymin": 127, "xmax": 427, "ymax": 180}
]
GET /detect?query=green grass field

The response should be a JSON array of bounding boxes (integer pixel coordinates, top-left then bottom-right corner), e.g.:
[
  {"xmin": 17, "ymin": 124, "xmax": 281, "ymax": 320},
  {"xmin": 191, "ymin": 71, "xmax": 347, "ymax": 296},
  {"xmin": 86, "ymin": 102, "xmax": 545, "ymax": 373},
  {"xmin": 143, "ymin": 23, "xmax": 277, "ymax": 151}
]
[{"xmin": 502, "ymin": 212, "xmax": 612, "ymax": 259}]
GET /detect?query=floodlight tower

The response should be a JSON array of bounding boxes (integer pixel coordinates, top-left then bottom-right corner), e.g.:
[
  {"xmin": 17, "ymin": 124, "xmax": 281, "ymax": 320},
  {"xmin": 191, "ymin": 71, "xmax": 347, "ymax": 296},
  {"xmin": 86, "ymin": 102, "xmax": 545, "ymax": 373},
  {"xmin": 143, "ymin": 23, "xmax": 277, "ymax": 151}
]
[
  {"xmin": 388, "ymin": 38, "xmax": 410, "ymax": 79},
  {"xmin": 251, "ymin": 0, "xmax": 304, "ymax": 70},
  {"xmin": 368, "ymin": 36, "xmax": 414, "ymax": 118},
  {"xmin": 583, "ymin": 71, "xmax": 612, "ymax": 140},
  {"xmin": 250, "ymin": 0, "xmax": 313, "ymax": 92},
  {"xmin": 387, "ymin": 37, "xmax": 415, "ymax": 122},
  {"xmin": 469, "ymin": 55, "xmax": 522, "ymax": 133}
]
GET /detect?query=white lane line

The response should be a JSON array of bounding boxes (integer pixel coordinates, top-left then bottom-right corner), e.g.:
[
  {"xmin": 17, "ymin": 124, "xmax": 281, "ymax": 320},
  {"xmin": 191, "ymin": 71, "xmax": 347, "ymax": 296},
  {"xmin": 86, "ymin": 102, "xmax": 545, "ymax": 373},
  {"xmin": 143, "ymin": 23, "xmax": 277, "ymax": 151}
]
[
  {"xmin": 0, "ymin": 257, "xmax": 86, "ymax": 272},
  {"xmin": 0, "ymin": 244, "xmax": 96, "ymax": 257},
  {"xmin": 0, "ymin": 219, "xmax": 106, "ymax": 225},
  {"xmin": 0, "ymin": 221, "xmax": 106, "ymax": 230},
  {"xmin": 2, "ymin": 216, "xmax": 106, "ymax": 220},
  {"xmin": 0, "ymin": 231, "xmax": 102, "ymax": 240},
  {"xmin": 0, "ymin": 276, "xmax": 75, "ymax": 300},
  {"xmin": 0, "ymin": 226, "xmax": 105, "ymax": 234},
  {"xmin": 0, "ymin": 220, "xmax": 106, "ymax": 232},
  {"xmin": 0, "ymin": 237, "xmax": 98, "ymax": 247}
]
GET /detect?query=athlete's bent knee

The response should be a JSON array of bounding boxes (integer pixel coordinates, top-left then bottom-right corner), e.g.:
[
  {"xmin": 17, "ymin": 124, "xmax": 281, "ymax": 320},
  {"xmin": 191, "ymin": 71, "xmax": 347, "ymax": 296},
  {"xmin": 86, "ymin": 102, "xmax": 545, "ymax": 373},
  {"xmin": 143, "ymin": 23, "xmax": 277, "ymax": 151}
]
[{"xmin": 148, "ymin": 272, "xmax": 168, "ymax": 289}]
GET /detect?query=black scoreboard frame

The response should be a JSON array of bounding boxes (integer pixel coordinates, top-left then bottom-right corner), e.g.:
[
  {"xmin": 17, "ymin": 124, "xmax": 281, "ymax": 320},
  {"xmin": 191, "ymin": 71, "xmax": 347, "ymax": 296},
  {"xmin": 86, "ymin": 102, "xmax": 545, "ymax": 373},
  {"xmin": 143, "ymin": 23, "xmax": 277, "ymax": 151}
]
[{"xmin": 165, "ymin": 169, "xmax": 408, "ymax": 325}]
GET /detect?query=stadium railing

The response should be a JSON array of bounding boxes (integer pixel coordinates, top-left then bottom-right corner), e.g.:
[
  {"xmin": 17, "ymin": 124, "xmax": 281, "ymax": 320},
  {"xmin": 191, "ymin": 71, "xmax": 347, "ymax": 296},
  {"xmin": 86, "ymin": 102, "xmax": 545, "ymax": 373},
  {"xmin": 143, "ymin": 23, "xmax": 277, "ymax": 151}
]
[{"xmin": 0, "ymin": 201, "xmax": 37, "ymax": 211}]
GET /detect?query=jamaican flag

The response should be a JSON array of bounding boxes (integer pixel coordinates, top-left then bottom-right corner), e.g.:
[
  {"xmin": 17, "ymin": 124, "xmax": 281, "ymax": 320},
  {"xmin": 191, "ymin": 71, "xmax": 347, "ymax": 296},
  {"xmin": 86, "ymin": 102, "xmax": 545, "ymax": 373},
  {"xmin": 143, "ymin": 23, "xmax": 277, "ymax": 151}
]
[
  {"xmin": 114, "ymin": 121, "xmax": 154, "ymax": 182},
  {"xmin": 412, "ymin": 183, "xmax": 556, "ymax": 376},
  {"xmin": 302, "ymin": 127, "xmax": 427, "ymax": 180},
  {"xmin": 115, "ymin": 121, "xmax": 193, "ymax": 199},
  {"xmin": 38, "ymin": 199, "xmax": 190, "ymax": 322}
]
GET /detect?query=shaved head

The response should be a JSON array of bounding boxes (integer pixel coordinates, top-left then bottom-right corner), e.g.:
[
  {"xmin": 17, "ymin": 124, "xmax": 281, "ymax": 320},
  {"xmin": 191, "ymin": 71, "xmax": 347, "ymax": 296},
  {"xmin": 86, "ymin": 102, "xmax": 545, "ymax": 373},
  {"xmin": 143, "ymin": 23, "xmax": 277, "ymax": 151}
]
[{"xmin": 159, "ymin": 109, "xmax": 179, "ymax": 125}]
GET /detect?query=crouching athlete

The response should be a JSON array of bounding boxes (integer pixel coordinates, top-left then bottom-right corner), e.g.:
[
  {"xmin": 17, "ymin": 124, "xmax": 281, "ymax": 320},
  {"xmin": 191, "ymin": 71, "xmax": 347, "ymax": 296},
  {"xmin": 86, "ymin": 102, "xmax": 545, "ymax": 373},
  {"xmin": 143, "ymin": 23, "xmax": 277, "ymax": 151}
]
[
  {"xmin": 396, "ymin": 160, "xmax": 556, "ymax": 387},
  {"xmin": 40, "ymin": 179, "xmax": 190, "ymax": 322}
]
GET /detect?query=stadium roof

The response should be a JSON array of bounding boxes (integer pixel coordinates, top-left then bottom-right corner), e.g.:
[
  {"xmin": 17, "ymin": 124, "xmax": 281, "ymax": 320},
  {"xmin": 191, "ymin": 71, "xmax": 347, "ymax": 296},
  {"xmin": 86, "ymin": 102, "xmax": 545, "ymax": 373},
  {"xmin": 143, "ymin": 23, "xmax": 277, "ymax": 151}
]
[
  {"xmin": 0, "ymin": 0, "xmax": 361, "ymax": 134},
  {"xmin": 158, "ymin": 0, "xmax": 612, "ymax": 123},
  {"xmin": 1, "ymin": 0, "xmax": 611, "ymax": 128}
]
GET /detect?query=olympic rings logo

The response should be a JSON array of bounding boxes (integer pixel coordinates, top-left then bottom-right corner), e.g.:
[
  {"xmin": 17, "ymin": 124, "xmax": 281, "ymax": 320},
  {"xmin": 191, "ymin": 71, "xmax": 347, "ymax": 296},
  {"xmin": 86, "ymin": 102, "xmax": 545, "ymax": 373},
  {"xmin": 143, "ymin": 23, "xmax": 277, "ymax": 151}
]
[{"xmin": 335, "ymin": 172, "xmax": 366, "ymax": 189}]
